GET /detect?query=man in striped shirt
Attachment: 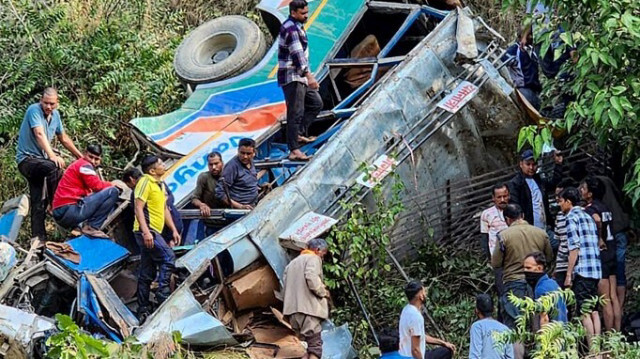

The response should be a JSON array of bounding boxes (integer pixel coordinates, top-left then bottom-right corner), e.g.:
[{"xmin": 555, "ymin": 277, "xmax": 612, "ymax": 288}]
[
  {"xmin": 277, "ymin": 0, "xmax": 323, "ymax": 161},
  {"xmin": 553, "ymin": 179, "xmax": 575, "ymax": 289}
]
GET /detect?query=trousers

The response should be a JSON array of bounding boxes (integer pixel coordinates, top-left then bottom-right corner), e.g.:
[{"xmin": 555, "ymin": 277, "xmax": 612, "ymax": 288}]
[
  {"xmin": 53, "ymin": 187, "xmax": 119, "ymax": 229},
  {"xmin": 282, "ymin": 81, "xmax": 323, "ymax": 151},
  {"xmin": 135, "ymin": 231, "xmax": 176, "ymax": 313},
  {"xmin": 18, "ymin": 157, "xmax": 63, "ymax": 240}
]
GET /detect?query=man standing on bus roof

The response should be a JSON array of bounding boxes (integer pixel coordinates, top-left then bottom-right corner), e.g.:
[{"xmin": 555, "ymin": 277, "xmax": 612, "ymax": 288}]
[
  {"xmin": 277, "ymin": 0, "xmax": 323, "ymax": 161},
  {"xmin": 16, "ymin": 87, "xmax": 83, "ymax": 240}
]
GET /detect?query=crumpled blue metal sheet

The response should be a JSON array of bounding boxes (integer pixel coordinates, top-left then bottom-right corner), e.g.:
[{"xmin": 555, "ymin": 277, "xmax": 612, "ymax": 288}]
[
  {"xmin": 47, "ymin": 236, "xmax": 129, "ymax": 275},
  {"xmin": 0, "ymin": 195, "xmax": 28, "ymax": 242}
]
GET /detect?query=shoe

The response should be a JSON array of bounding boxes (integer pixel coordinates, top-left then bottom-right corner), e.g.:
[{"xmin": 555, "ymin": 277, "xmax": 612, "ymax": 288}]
[{"xmin": 81, "ymin": 225, "xmax": 109, "ymax": 238}]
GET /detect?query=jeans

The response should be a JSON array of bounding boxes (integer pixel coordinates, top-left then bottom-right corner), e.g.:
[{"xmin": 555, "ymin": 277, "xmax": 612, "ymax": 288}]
[
  {"xmin": 615, "ymin": 231, "xmax": 628, "ymax": 286},
  {"xmin": 135, "ymin": 231, "xmax": 176, "ymax": 313},
  {"xmin": 425, "ymin": 347, "xmax": 452, "ymax": 359},
  {"xmin": 282, "ymin": 81, "xmax": 323, "ymax": 151},
  {"xmin": 52, "ymin": 187, "xmax": 119, "ymax": 229},
  {"xmin": 500, "ymin": 280, "xmax": 531, "ymax": 329},
  {"xmin": 17, "ymin": 157, "xmax": 63, "ymax": 240}
]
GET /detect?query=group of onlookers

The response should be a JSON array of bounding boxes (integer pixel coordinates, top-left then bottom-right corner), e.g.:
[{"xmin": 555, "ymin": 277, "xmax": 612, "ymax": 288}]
[
  {"xmin": 375, "ymin": 148, "xmax": 632, "ymax": 359},
  {"xmin": 475, "ymin": 149, "xmax": 631, "ymax": 357}
]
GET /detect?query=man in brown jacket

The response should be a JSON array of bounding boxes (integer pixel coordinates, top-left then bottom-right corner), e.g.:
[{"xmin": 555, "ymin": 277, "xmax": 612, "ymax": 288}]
[
  {"xmin": 492, "ymin": 204, "xmax": 553, "ymax": 328},
  {"xmin": 283, "ymin": 238, "xmax": 330, "ymax": 359}
]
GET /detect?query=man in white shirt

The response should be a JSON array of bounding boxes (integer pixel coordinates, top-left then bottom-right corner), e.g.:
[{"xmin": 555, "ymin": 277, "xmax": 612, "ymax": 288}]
[
  {"xmin": 480, "ymin": 184, "xmax": 510, "ymax": 258},
  {"xmin": 399, "ymin": 281, "xmax": 456, "ymax": 359},
  {"xmin": 480, "ymin": 184, "xmax": 510, "ymax": 296}
]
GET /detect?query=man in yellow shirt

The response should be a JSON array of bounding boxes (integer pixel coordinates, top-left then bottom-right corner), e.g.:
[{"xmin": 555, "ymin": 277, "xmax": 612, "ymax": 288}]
[{"xmin": 134, "ymin": 155, "xmax": 181, "ymax": 320}]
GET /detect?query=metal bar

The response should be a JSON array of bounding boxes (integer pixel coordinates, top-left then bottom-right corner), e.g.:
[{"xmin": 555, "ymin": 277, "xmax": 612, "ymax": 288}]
[
  {"xmin": 334, "ymin": 63, "xmax": 379, "ymax": 110},
  {"xmin": 379, "ymin": 9, "xmax": 422, "ymax": 58},
  {"xmin": 329, "ymin": 68, "xmax": 343, "ymax": 102},
  {"xmin": 384, "ymin": 248, "xmax": 444, "ymax": 338},
  {"xmin": 345, "ymin": 276, "xmax": 380, "ymax": 347}
]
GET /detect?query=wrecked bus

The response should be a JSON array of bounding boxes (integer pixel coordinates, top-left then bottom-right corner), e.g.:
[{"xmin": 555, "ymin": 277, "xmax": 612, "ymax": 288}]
[{"xmin": 1, "ymin": 0, "xmax": 528, "ymax": 356}]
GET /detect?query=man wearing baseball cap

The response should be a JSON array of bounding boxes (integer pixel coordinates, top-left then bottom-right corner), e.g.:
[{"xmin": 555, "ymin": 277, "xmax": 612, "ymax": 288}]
[{"xmin": 507, "ymin": 149, "xmax": 564, "ymax": 232}]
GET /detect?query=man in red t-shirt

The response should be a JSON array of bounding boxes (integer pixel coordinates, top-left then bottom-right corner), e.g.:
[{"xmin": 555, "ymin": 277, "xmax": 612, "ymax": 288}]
[{"xmin": 52, "ymin": 144, "xmax": 122, "ymax": 238}]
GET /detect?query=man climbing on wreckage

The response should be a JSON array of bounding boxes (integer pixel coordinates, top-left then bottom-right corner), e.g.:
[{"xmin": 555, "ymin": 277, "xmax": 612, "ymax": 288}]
[
  {"xmin": 282, "ymin": 238, "xmax": 331, "ymax": 359},
  {"xmin": 277, "ymin": 0, "xmax": 323, "ymax": 161},
  {"xmin": 133, "ymin": 155, "xmax": 181, "ymax": 320},
  {"xmin": 16, "ymin": 87, "xmax": 83, "ymax": 241}
]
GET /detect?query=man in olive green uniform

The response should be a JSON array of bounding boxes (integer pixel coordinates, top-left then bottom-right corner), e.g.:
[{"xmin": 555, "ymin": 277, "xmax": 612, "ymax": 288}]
[{"xmin": 492, "ymin": 204, "xmax": 553, "ymax": 329}]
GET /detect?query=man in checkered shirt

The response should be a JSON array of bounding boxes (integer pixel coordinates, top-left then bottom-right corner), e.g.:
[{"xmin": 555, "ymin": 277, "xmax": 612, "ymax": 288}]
[
  {"xmin": 277, "ymin": 0, "xmax": 323, "ymax": 161},
  {"xmin": 558, "ymin": 186, "xmax": 601, "ymax": 346}
]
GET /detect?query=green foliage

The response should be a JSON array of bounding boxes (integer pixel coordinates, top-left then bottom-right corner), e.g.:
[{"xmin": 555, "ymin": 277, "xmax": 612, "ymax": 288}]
[
  {"xmin": 324, "ymin": 171, "xmax": 405, "ymax": 356},
  {"xmin": 0, "ymin": 0, "xmax": 259, "ymax": 243},
  {"xmin": 46, "ymin": 314, "xmax": 207, "ymax": 358},
  {"xmin": 325, "ymin": 170, "xmax": 405, "ymax": 291},
  {"xmin": 495, "ymin": 290, "xmax": 640, "ymax": 358},
  {"xmin": 46, "ymin": 314, "xmax": 111, "ymax": 359},
  {"xmin": 506, "ymin": 0, "xmax": 640, "ymax": 205}
]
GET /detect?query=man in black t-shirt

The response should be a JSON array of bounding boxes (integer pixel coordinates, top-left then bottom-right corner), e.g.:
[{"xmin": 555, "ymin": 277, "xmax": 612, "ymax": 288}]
[{"xmin": 581, "ymin": 176, "xmax": 621, "ymax": 332}]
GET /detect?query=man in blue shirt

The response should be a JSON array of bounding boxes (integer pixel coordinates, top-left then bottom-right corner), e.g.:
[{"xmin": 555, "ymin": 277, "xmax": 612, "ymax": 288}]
[
  {"xmin": 469, "ymin": 294, "xmax": 514, "ymax": 359},
  {"xmin": 16, "ymin": 88, "xmax": 82, "ymax": 240},
  {"xmin": 277, "ymin": 0, "xmax": 323, "ymax": 161},
  {"xmin": 216, "ymin": 138, "xmax": 260, "ymax": 210},
  {"xmin": 523, "ymin": 251, "xmax": 568, "ymax": 324}
]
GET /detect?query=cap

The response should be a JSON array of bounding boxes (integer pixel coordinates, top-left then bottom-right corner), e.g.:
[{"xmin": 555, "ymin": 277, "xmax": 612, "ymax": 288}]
[{"xmin": 520, "ymin": 149, "xmax": 534, "ymax": 161}]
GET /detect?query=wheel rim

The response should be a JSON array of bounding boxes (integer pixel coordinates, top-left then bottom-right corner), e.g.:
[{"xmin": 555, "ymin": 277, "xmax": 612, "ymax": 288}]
[{"xmin": 196, "ymin": 33, "xmax": 237, "ymax": 66}]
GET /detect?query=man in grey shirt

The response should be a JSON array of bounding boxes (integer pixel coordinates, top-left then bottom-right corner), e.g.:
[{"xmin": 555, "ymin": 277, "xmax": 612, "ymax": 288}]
[{"xmin": 216, "ymin": 138, "xmax": 259, "ymax": 209}]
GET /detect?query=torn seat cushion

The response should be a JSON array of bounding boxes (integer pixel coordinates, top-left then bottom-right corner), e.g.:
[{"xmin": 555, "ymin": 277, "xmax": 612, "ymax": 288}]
[{"xmin": 344, "ymin": 35, "xmax": 380, "ymax": 89}]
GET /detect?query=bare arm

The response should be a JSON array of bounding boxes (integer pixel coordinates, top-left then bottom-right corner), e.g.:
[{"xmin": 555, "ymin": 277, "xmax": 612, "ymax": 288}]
[
  {"xmin": 57, "ymin": 132, "xmax": 82, "ymax": 159},
  {"xmin": 426, "ymin": 335, "xmax": 456, "ymax": 354},
  {"xmin": 491, "ymin": 235, "xmax": 504, "ymax": 269},
  {"xmin": 32, "ymin": 126, "xmax": 65, "ymax": 167},
  {"xmin": 565, "ymin": 249, "xmax": 579, "ymax": 287},
  {"xmin": 411, "ymin": 336, "xmax": 422, "ymax": 359},
  {"xmin": 134, "ymin": 198, "xmax": 154, "ymax": 248},
  {"xmin": 591, "ymin": 213, "xmax": 607, "ymax": 248}
]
